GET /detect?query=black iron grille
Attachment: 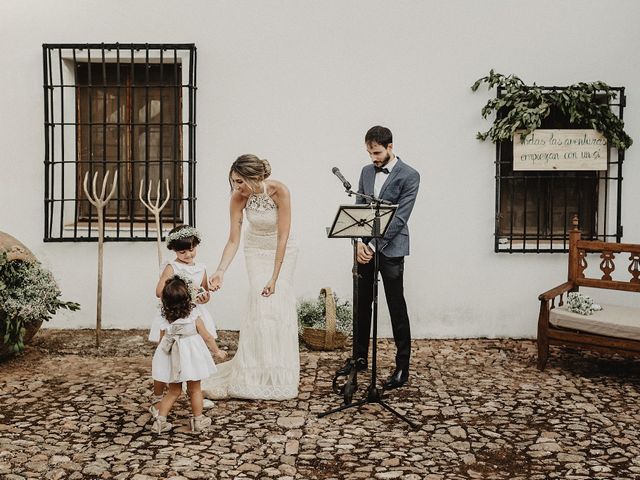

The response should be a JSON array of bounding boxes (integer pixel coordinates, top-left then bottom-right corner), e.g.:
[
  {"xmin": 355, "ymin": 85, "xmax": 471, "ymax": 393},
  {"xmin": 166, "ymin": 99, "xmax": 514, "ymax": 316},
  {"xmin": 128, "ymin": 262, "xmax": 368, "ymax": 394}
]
[
  {"xmin": 43, "ymin": 43, "xmax": 197, "ymax": 241},
  {"xmin": 495, "ymin": 86, "xmax": 625, "ymax": 253}
]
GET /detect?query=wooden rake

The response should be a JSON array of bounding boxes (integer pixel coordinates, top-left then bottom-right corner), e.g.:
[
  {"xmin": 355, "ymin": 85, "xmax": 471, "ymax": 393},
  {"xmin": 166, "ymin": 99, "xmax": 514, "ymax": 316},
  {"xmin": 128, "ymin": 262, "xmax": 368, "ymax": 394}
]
[
  {"xmin": 138, "ymin": 179, "xmax": 171, "ymax": 270},
  {"xmin": 83, "ymin": 170, "xmax": 118, "ymax": 347}
]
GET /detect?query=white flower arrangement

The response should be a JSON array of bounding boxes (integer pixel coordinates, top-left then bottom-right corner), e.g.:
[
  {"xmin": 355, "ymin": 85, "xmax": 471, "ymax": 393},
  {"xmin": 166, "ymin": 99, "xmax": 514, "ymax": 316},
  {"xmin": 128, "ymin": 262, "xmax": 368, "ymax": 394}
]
[
  {"xmin": 297, "ymin": 293, "xmax": 352, "ymax": 335},
  {"xmin": 172, "ymin": 273, "xmax": 199, "ymax": 304},
  {"xmin": 566, "ymin": 292, "xmax": 603, "ymax": 316},
  {"xmin": 166, "ymin": 226, "xmax": 201, "ymax": 244}
]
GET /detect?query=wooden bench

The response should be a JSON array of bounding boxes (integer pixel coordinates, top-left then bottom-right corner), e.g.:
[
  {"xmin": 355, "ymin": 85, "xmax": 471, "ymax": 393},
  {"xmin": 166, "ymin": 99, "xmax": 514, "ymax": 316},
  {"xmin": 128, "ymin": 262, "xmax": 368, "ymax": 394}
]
[{"xmin": 537, "ymin": 215, "xmax": 640, "ymax": 370}]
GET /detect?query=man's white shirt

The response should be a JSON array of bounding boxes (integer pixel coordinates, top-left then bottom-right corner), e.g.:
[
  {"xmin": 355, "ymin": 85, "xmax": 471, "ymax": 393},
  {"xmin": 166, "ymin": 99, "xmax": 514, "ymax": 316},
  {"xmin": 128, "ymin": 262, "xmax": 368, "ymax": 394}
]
[
  {"xmin": 373, "ymin": 155, "xmax": 398, "ymax": 197},
  {"xmin": 363, "ymin": 155, "xmax": 398, "ymax": 251}
]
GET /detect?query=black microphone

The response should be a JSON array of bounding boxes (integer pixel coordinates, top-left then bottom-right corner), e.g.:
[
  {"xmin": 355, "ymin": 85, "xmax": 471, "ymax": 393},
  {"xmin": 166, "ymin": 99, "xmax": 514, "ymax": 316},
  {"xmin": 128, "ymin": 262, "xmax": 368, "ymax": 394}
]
[{"xmin": 332, "ymin": 167, "xmax": 351, "ymax": 190}]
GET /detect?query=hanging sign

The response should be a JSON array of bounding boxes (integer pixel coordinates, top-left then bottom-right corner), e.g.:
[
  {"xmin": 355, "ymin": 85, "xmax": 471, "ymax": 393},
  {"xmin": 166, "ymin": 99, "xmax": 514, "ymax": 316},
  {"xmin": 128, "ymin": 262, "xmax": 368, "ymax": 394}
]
[{"xmin": 513, "ymin": 129, "xmax": 608, "ymax": 171}]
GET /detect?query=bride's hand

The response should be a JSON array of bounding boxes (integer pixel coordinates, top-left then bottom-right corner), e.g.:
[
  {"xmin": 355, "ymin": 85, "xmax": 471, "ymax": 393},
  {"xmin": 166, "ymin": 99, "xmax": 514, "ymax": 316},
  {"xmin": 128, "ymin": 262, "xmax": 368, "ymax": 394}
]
[
  {"xmin": 261, "ymin": 278, "xmax": 277, "ymax": 297},
  {"xmin": 208, "ymin": 271, "xmax": 224, "ymax": 292}
]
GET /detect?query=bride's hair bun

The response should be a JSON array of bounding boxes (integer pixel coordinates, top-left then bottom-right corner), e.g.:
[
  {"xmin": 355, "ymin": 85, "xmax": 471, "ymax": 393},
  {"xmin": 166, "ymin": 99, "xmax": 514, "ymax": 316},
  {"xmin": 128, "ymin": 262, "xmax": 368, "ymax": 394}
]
[
  {"xmin": 230, "ymin": 154, "xmax": 272, "ymax": 186},
  {"xmin": 261, "ymin": 158, "xmax": 271, "ymax": 179}
]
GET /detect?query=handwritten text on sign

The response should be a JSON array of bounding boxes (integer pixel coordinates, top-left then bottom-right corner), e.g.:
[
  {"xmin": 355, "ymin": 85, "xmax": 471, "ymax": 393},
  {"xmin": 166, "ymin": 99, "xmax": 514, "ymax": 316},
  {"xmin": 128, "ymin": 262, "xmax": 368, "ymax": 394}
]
[{"xmin": 513, "ymin": 129, "xmax": 607, "ymax": 171}]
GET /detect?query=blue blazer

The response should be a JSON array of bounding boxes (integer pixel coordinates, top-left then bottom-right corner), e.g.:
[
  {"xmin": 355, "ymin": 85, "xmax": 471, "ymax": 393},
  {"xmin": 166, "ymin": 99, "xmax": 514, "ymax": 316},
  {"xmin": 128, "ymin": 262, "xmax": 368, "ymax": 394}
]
[{"xmin": 356, "ymin": 158, "xmax": 420, "ymax": 257}]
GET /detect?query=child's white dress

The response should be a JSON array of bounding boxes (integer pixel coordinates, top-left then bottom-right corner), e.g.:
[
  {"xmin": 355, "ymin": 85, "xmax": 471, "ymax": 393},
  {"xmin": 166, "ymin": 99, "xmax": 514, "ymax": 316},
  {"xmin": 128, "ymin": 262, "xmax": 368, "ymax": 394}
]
[
  {"xmin": 152, "ymin": 310, "xmax": 217, "ymax": 383},
  {"xmin": 149, "ymin": 260, "xmax": 217, "ymax": 342}
]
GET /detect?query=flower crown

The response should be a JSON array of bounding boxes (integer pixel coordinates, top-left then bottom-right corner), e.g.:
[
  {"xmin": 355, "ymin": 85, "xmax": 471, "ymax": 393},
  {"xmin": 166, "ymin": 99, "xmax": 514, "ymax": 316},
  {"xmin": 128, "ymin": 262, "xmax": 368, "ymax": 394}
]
[
  {"xmin": 166, "ymin": 226, "xmax": 201, "ymax": 245},
  {"xmin": 171, "ymin": 273, "xmax": 199, "ymax": 304}
]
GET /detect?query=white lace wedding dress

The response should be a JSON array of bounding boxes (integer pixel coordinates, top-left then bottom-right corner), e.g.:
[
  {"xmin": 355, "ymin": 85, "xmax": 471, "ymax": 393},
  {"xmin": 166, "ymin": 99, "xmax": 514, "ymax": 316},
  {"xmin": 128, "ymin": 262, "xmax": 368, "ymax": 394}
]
[{"xmin": 202, "ymin": 189, "xmax": 300, "ymax": 400}]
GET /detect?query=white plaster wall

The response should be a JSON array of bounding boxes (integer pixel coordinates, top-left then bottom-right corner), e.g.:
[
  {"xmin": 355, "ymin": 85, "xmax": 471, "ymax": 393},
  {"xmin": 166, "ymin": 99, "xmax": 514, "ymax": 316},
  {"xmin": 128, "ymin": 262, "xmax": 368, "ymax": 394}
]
[{"xmin": 0, "ymin": 0, "xmax": 638, "ymax": 338}]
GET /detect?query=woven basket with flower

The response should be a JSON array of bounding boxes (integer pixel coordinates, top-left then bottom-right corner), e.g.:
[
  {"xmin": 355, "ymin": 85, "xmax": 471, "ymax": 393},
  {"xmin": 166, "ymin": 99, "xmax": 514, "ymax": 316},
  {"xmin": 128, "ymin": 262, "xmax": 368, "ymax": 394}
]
[{"xmin": 299, "ymin": 287, "xmax": 349, "ymax": 351}]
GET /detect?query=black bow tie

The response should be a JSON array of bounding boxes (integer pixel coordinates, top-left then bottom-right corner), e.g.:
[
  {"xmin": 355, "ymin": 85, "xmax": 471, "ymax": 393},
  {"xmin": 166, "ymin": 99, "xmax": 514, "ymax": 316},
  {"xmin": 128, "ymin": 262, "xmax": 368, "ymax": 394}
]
[{"xmin": 374, "ymin": 166, "xmax": 390, "ymax": 174}]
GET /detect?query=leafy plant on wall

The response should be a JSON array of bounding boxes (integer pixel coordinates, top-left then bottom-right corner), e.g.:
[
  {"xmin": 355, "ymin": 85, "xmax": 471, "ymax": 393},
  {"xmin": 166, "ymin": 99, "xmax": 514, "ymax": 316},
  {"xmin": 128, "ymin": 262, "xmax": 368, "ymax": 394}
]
[{"xmin": 471, "ymin": 69, "xmax": 633, "ymax": 150}]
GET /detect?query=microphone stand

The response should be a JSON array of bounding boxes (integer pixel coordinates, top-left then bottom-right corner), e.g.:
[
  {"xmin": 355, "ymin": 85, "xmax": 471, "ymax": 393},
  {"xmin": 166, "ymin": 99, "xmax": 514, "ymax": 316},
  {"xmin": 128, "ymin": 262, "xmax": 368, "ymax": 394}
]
[
  {"xmin": 321, "ymin": 186, "xmax": 418, "ymax": 429},
  {"xmin": 330, "ymin": 187, "xmax": 383, "ymax": 403}
]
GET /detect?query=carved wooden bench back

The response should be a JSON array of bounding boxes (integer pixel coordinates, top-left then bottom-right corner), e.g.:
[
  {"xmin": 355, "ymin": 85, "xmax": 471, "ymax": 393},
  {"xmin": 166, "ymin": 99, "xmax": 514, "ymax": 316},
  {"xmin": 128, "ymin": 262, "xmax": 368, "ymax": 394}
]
[{"xmin": 568, "ymin": 216, "xmax": 640, "ymax": 293}]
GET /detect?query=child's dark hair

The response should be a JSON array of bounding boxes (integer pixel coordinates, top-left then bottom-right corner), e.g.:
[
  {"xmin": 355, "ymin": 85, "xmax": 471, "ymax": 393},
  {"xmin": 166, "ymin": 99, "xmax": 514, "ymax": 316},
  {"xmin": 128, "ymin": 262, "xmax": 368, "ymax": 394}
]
[
  {"xmin": 161, "ymin": 276, "xmax": 194, "ymax": 323},
  {"xmin": 166, "ymin": 224, "xmax": 201, "ymax": 251}
]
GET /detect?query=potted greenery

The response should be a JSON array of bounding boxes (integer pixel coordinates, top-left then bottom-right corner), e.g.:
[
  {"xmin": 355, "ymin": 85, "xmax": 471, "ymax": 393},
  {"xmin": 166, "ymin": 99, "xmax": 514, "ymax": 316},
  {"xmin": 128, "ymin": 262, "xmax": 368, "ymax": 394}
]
[
  {"xmin": 0, "ymin": 232, "xmax": 79, "ymax": 359},
  {"xmin": 297, "ymin": 288, "xmax": 351, "ymax": 350},
  {"xmin": 471, "ymin": 69, "xmax": 633, "ymax": 149}
]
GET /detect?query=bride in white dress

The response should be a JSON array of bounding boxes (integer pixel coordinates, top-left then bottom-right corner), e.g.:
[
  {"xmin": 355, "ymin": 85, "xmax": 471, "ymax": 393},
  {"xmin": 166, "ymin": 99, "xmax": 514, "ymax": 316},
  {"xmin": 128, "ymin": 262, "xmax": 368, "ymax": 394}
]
[{"xmin": 201, "ymin": 154, "xmax": 299, "ymax": 400}]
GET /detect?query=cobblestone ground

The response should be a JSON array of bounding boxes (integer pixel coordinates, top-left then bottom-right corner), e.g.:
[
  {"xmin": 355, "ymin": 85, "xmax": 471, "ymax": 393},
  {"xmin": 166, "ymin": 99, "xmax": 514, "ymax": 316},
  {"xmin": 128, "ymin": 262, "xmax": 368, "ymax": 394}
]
[{"xmin": 1, "ymin": 330, "xmax": 640, "ymax": 479}]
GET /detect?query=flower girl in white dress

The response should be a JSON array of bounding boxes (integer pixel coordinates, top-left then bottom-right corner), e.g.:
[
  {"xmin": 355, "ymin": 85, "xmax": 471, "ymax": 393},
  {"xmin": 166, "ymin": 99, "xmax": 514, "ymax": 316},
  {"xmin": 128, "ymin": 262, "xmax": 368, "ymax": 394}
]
[
  {"xmin": 149, "ymin": 225, "xmax": 226, "ymax": 413},
  {"xmin": 202, "ymin": 155, "xmax": 299, "ymax": 401},
  {"xmin": 151, "ymin": 275, "xmax": 218, "ymax": 433}
]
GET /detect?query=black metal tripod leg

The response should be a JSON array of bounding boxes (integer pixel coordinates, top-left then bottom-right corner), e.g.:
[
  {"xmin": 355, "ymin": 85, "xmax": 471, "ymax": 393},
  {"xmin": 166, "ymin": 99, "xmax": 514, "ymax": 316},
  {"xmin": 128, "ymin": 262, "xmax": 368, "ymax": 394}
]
[
  {"xmin": 377, "ymin": 400, "xmax": 419, "ymax": 429},
  {"xmin": 318, "ymin": 398, "xmax": 367, "ymax": 418}
]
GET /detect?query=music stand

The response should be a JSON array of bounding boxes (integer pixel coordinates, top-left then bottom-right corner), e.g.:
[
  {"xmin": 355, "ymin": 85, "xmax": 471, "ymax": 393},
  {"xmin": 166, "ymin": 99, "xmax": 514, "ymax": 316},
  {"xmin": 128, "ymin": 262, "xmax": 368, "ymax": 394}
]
[
  {"xmin": 327, "ymin": 204, "xmax": 395, "ymax": 239},
  {"xmin": 326, "ymin": 204, "xmax": 395, "ymax": 403},
  {"xmin": 320, "ymin": 202, "xmax": 419, "ymax": 429}
]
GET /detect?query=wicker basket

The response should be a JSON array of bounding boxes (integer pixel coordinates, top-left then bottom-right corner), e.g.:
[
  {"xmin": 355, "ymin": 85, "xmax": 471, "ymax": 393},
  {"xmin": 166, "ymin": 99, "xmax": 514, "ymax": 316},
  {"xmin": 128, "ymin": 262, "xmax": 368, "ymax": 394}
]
[{"xmin": 301, "ymin": 287, "xmax": 348, "ymax": 351}]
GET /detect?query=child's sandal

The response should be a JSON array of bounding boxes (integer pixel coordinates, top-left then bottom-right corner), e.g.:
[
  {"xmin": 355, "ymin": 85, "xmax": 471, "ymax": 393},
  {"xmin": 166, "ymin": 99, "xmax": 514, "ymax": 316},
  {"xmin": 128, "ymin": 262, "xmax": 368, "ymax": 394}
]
[
  {"xmin": 149, "ymin": 393, "xmax": 163, "ymax": 418},
  {"xmin": 190, "ymin": 414, "xmax": 212, "ymax": 432},
  {"xmin": 151, "ymin": 415, "xmax": 172, "ymax": 434}
]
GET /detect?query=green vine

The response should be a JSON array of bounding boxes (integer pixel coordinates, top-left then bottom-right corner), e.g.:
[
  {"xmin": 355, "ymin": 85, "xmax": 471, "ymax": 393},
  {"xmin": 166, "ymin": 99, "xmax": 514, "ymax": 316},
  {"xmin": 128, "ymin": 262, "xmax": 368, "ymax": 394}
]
[
  {"xmin": 0, "ymin": 252, "xmax": 80, "ymax": 353},
  {"xmin": 471, "ymin": 69, "xmax": 632, "ymax": 150}
]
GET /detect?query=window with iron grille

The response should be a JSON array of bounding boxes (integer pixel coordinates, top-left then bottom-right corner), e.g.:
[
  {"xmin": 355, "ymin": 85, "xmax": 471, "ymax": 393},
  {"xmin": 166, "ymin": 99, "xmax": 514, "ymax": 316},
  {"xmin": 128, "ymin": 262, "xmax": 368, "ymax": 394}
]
[
  {"xmin": 43, "ymin": 43, "xmax": 197, "ymax": 242},
  {"xmin": 495, "ymin": 86, "xmax": 625, "ymax": 253}
]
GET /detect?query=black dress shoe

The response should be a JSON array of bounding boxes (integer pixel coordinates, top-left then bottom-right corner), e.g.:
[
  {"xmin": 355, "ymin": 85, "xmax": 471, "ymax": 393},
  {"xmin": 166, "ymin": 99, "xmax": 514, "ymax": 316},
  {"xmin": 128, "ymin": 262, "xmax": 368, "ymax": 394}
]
[
  {"xmin": 383, "ymin": 368, "xmax": 409, "ymax": 390},
  {"xmin": 335, "ymin": 357, "xmax": 367, "ymax": 376}
]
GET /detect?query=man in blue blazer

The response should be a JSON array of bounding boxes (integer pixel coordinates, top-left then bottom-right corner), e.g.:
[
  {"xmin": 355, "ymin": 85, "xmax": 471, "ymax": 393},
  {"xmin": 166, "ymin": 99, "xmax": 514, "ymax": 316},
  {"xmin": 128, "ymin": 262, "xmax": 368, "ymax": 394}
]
[{"xmin": 338, "ymin": 125, "xmax": 420, "ymax": 389}]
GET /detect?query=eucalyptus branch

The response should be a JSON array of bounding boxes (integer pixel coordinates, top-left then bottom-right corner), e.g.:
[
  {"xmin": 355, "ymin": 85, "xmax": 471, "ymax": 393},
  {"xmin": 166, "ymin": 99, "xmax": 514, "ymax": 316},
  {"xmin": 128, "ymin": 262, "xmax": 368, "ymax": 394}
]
[{"xmin": 472, "ymin": 70, "xmax": 632, "ymax": 150}]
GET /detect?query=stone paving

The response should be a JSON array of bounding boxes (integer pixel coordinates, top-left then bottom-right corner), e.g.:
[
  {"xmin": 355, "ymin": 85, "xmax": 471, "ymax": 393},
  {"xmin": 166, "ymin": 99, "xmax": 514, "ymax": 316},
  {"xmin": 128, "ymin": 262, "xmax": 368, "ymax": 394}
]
[{"xmin": 1, "ymin": 329, "xmax": 640, "ymax": 479}]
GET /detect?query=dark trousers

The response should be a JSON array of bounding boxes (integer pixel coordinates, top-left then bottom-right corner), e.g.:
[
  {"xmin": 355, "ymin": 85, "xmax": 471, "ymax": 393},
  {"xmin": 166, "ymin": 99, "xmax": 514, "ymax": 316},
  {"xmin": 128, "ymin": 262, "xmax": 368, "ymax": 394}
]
[{"xmin": 355, "ymin": 254, "xmax": 411, "ymax": 371}]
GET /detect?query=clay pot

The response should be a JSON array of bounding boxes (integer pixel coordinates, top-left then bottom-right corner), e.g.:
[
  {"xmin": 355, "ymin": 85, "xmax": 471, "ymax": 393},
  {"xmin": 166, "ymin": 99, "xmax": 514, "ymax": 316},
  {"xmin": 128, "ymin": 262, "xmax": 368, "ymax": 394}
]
[
  {"xmin": 0, "ymin": 231, "xmax": 37, "ymax": 263},
  {"xmin": 0, "ymin": 232, "xmax": 42, "ymax": 360}
]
